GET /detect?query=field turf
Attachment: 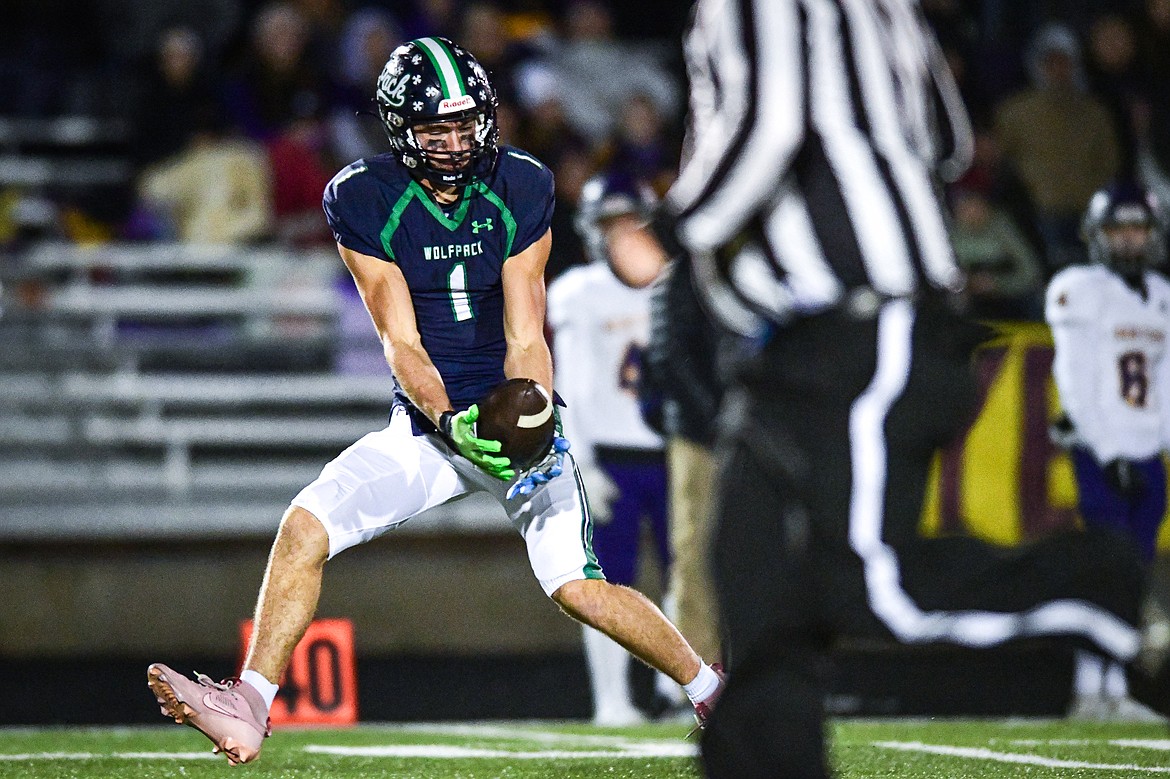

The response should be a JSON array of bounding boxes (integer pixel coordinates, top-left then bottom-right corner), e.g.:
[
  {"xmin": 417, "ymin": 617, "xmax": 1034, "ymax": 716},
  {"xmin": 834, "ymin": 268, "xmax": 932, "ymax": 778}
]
[{"xmin": 2, "ymin": 718, "xmax": 1168, "ymax": 778}]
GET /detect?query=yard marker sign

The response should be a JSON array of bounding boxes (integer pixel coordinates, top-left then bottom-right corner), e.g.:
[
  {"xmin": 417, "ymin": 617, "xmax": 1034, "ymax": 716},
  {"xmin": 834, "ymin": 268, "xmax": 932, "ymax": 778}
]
[{"xmin": 239, "ymin": 618, "xmax": 357, "ymax": 727}]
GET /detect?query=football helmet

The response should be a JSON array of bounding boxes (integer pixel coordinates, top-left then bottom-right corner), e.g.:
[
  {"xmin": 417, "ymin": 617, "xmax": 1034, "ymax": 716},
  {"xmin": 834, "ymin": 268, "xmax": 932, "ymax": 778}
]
[
  {"xmin": 1082, "ymin": 181, "xmax": 1168, "ymax": 279},
  {"xmin": 375, "ymin": 37, "xmax": 498, "ymax": 187},
  {"xmin": 574, "ymin": 171, "xmax": 657, "ymax": 266}
]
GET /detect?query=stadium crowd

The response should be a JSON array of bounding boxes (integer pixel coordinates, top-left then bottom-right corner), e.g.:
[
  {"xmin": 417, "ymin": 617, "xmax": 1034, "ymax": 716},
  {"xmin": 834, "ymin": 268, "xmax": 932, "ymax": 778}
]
[{"xmin": 1, "ymin": 0, "xmax": 1170, "ymax": 314}]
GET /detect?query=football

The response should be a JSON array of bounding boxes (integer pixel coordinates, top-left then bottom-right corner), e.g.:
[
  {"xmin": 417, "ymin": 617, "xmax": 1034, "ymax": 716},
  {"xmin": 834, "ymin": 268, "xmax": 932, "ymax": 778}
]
[{"xmin": 476, "ymin": 378, "xmax": 556, "ymax": 470}]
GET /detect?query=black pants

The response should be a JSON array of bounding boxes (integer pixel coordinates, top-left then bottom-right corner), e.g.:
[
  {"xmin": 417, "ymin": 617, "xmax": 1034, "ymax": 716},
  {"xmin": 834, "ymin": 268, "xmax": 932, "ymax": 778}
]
[{"xmin": 701, "ymin": 298, "xmax": 1145, "ymax": 779}]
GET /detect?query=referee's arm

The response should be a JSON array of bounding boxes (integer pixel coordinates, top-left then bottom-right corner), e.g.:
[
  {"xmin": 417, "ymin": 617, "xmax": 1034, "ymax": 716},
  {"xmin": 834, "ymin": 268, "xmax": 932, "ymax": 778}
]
[
  {"xmin": 921, "ymin": 17, "xmax": 974, "ymax": 183},
  {"xmin": 656, "ymin": 0, "xmax": 805, "ymax": 257}
]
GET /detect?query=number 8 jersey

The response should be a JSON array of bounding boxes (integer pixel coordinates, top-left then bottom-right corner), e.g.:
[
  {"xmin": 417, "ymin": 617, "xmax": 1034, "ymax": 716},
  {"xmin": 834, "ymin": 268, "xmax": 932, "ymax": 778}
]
[
  {"xmin": 1046, "ymin": 263, "xmax": 1170, "ymax": 462},
  {"xmin": 323, "ymin": 146, "xmax": 554, "ymax": 410}
]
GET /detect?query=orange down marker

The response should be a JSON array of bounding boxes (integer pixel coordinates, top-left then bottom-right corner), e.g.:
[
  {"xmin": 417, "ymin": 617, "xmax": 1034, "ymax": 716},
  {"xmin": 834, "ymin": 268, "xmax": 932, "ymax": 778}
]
[{"xmin": 239, "ymin": 618, "xmax": 358, "ymax": 727}]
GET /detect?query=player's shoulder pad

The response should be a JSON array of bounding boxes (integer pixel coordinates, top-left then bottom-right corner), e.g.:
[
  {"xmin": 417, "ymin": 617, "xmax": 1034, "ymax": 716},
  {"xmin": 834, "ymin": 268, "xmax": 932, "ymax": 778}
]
[
  {"xmin": 1045, "ymin": 264, "xmax": 1103, "ymax": 324},
  {"xmin": 324, "ymin": 159, "xmax": 373, "ymax": 215},
  {"xmin": 326, "ymin": 159, "xmax": 370, "ymax": 195},
  {"xmin": 325, "ymin": 154, "xmax": 404, "ymax": 199},
  {"xmin": 496, "ymin": 145, "xmax": 553, "ymax": 187},
  {"xmin": 1146, "ymin": 270, "xmax": 1170, "ymax": 300}
]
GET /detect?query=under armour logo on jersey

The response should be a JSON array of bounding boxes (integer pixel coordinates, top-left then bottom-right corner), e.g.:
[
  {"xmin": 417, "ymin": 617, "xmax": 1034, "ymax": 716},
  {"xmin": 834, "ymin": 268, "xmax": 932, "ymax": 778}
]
[{"xmin": 472, "ymin": 219, "xmax": 494, "ymax": 234}]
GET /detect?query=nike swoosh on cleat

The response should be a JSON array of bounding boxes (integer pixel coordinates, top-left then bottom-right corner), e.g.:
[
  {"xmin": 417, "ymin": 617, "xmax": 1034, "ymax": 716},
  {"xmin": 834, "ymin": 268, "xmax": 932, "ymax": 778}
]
[{"xmin": 201, "ymin": 695, "xmax": 245, "ymax": 719}]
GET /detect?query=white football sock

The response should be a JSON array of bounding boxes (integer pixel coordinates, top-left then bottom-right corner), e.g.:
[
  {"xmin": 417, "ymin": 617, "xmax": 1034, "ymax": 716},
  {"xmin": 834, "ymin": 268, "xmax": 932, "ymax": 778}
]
[
  {"xmin": 654, "ymin": 593, "xmax": 686, "ymax": 703},
  {"xmin": 1104, "ymin": 660, "xmax": 1129, "ymax": 699},
  {"xmin": 1073, "ymin": 650, "xmax": 1105, "ymax": 697},
  {"xmin": 582, "ymin": 626, "xmax": 638, "ymax": 719},
  {"xmin": 240, "ymin": 669, "xmax": 279, "ymax": 712},
  {"xmin": 683, "ymin": 663, "xmax": 722, "ymax": 705}
]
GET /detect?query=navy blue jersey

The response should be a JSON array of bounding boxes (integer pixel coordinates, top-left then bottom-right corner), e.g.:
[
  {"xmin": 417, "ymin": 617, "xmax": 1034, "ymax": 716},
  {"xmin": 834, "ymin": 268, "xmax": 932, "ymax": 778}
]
[{"xmin": 324, "ymin": 146, "xmax": 555, "ymax": 410}]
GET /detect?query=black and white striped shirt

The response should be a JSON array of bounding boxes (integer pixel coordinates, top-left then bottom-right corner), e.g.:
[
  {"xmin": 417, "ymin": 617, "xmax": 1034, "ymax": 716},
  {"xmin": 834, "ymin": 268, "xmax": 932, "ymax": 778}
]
[{"xmin": 657, "ymin": 0, "xmax": 973, "ymax": 333}]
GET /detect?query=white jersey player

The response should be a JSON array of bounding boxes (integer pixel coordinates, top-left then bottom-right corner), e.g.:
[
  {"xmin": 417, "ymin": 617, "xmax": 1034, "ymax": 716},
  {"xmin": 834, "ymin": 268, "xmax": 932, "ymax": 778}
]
[
  {"xmin": 549, "ymin": 265, "xmax": 662, "ymax": 465},
  {"xmin": 1045, "ymin": 180, "xmax": 1170, "ymax": 721},
  {"xmin": 1047, "ymin": 258, "xmax": 1170, "ymax": 465}
]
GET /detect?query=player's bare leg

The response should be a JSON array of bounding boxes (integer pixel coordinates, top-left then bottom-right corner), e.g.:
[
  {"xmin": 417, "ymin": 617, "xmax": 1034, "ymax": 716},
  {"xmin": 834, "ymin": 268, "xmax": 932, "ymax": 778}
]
[
  {"xmin": 243, "ymin": 506, "xmax": 330, "ymax": 682},
  {"xmin": 552, "ymin": 578, "xmax": 724, "ymax": 725},
  {"xmin": 554, "ymin": 579, "xmax": 700, "ymax": 682},
  {"xmin": 147, "ymin": 506, "xmax": 328, "ymax": 764}
]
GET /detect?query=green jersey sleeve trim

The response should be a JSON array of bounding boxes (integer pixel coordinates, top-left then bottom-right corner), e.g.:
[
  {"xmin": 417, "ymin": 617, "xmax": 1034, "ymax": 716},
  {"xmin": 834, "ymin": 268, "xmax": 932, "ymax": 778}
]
[{"xmin": 380, "ymin": 186, "xmax": 416, "ymax": 260}]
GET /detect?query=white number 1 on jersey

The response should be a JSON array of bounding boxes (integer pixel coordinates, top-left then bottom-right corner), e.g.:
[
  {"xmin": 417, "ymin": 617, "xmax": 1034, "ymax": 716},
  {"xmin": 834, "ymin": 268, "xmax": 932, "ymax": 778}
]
[{"xmin": 448, "ymin": 263, "xmax": 473, "ymax": 321}]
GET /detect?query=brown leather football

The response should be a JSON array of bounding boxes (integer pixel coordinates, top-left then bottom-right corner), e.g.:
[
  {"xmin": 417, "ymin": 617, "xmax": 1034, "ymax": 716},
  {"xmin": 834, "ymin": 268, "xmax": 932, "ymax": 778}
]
[{"xmin": 476, "ymin": 378, "xmax": 555, "ymax": 469}]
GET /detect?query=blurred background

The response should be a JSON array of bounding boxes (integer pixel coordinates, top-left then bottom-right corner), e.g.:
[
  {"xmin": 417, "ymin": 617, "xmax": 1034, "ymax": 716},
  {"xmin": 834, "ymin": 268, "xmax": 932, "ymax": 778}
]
[{"xmin": 1, "ymin": 0, "xmax": 1169, "ymax": 725}]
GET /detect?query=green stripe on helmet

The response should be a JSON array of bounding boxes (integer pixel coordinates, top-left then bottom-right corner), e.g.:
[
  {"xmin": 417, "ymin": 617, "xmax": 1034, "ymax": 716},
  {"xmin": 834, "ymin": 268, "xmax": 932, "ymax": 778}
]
[{"xmin": 414, "ymin": 37, "xmax": 465, "ymax": 100}]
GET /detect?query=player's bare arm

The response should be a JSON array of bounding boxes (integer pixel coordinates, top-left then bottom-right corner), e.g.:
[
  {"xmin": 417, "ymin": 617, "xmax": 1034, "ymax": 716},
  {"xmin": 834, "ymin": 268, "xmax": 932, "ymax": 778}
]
[
  {"xmin": 501, "ymin": 227, "xmax": 554, "ymax": 393},
  {"xmin": 338, "ymin": 242, "xmax": 452, "ymax": 427}
]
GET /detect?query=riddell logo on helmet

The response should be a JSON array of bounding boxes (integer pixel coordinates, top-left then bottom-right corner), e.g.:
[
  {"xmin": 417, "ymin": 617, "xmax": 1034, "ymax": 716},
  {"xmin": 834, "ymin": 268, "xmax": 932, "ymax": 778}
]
[{"xmin": 438, "ymin": 96, "xmax": 476, "ymax": 114}]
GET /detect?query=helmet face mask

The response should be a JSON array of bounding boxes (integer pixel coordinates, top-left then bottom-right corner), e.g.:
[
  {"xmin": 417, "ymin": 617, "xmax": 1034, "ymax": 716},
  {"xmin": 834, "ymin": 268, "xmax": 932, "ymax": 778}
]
[
  {"xmin": 1103, "ymin": 222, "xmax": 1153, "ymax": 278},
  {"xmin": 1082, "ymin": 183, "xmax": 1169, "ymax": 281},
  {"xmin": 409, "ymin": 115, "xmax": 482, "ymax": 175},
  {"xmin": 375, "ymin": 37, "xmax": 498, "ymax": 187}
]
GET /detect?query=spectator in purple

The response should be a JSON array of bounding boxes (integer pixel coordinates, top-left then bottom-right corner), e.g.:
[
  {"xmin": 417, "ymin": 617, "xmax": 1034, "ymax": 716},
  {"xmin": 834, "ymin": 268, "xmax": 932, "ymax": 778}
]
[
  {"xmin": 399, "ymin": 0, "xmax": 460, "ymax": 40},
  {"xmin": 222, "ymin": 2, "xmax": 326, "ymax": 141},
  {"xmin": 327, "ymin": 7, "xmax": 404, "ymax": 163},
  {"xmin": 131, "ymin": 26, "xmax": 222, "ymax": 170},
  {"xmin": 602, "ymin": 92, "xmax": 680, "ymax": 199}
]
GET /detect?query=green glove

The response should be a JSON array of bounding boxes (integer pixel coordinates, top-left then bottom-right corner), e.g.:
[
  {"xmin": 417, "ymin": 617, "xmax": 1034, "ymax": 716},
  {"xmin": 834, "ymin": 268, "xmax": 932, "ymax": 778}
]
[{"xmin": 440, "ymin": 406, "xmax": 515, "ymax": 480}]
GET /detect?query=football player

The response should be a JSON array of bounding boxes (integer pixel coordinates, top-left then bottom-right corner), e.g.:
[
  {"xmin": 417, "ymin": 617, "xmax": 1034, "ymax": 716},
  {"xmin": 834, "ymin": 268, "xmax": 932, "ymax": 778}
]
[
  {"xmin": 146, "ymin": 37, "xmax": 724, "ymax": 763},
  {"xmin": 1046, "ymin": 180, "xmax": 1170, "ymax": 721}
]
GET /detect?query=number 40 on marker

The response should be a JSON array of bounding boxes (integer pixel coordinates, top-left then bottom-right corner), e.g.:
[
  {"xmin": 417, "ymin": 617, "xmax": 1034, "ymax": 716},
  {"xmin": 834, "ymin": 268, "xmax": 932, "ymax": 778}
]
[{"xmin": 239, "ymin": 618, "xmax": 358, "ymax": 727}]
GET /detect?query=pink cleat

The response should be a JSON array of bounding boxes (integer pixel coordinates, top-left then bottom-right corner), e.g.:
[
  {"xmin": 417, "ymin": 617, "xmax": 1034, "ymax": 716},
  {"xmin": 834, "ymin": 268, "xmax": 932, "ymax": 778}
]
[
  {"xmin": 689, "ymin": 662, "xmax": 727, "ymax": 736},
  {"xmin": 147, "ymin": 663, "xmax": 271, "ymax": 765}
]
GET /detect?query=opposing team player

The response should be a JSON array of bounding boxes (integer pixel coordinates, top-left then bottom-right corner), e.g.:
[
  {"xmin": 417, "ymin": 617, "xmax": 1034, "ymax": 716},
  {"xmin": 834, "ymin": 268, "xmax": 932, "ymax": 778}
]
[
  {"xmin": 145, "ymin": 37, "xmax": 723, "ymax": 764},
  {"xmin": 1047, "ymin": 181, "xmax": 1170, "ymax": 720}
]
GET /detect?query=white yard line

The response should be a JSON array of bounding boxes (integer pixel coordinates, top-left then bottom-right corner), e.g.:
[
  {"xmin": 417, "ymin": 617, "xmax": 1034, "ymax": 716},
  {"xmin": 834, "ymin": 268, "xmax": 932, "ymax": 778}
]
[
  {"xmin": 313, "ymin": 722, "xmax": 699, "ymax": 758},
  {"xmin": 0, "ymin": 744, "xmax": 695, "ymax": 763},
  {"xmin": 1008, "ymin": 739, "xmax": 1170, "ymax": 750},
  {"xmin": 389, "ymin": 721, "xmax": 680, "ymax": 746},
  {"xmin": 307, "ymin": 724, "xmax": 699, "ymax": 759},
  {"xmin": 0, "ymin": 752, "xmax": 215, "ymax": 761},
  {"xmin": 874, "ymin": 741, "xmax": 1170, "ymax": 773},
  {"xmin": 0, "ymin": 725, "xmax": 698, "ymax": 763},
  {"xmin": 304, "ymin": 743, "xmax": 697, "ymax": 759},
  {"xmin": 1112, "ymin": 740, "xmax": 1170, "ymax": 751}
]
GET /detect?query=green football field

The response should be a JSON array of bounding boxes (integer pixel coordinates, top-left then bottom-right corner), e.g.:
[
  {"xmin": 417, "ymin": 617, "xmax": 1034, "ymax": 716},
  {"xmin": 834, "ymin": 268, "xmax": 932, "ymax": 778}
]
[{"xmin": 2, "ymin": 718, "xmax": 1169, "ymax": 778}]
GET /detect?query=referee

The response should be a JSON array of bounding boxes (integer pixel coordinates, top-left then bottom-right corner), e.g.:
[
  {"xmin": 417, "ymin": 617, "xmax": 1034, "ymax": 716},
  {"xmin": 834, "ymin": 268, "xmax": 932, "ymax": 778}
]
[{"xmin": 608, "ymin": 0, "xmax": 1170, "ymax": 776}]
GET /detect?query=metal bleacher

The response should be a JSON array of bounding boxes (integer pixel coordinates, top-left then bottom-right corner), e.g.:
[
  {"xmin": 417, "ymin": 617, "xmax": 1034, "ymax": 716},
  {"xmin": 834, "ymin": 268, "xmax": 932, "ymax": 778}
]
[{"xmin": 0, "ymin": 241, "xmax": 506, "ymax": 542}]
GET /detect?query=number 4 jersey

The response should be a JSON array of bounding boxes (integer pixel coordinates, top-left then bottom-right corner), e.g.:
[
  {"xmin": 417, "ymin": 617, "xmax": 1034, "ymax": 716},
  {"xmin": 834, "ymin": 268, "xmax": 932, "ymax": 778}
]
[
  {"xmin": 323, "ymin": 146, "xmax": 554, "ymax": 410},
  {"xmin": 1046, "ymin": 264, "xmax": 1170, "ymax": 462}
]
